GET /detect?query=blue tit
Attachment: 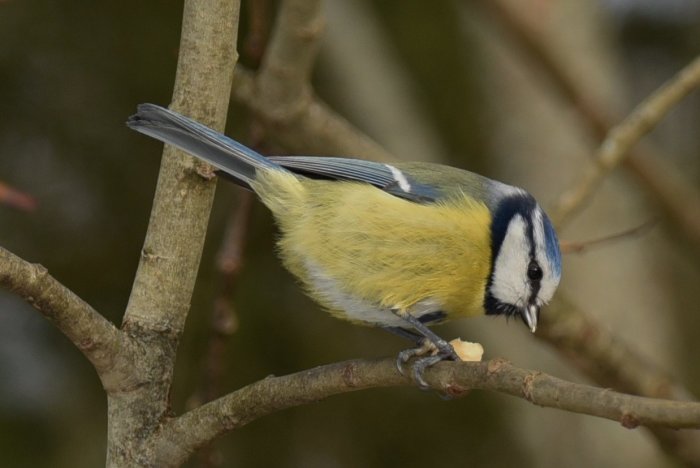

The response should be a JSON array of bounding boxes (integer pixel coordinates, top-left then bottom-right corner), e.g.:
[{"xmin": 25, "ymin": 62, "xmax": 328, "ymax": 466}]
[{"xmin": 127, "ymin": 104, "xmax": 562, "ymax": 384}]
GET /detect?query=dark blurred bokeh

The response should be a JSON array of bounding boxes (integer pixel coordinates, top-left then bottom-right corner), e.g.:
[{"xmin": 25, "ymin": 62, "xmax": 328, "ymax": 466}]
[{"xmin": 0, "ymin": 0, "xmax": 699, "ymax": 467}]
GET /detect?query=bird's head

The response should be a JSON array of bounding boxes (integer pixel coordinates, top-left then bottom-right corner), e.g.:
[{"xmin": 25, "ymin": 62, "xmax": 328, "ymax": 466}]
[{"xmin": 484, "ymin": 193, "xmax": 561, "ymax": 332}]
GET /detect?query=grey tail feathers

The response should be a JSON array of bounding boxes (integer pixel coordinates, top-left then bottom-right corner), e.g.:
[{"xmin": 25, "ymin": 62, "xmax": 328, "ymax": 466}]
[{"xmin": 126, "ymin": 103, "xmax": 282, "ymax": 187}]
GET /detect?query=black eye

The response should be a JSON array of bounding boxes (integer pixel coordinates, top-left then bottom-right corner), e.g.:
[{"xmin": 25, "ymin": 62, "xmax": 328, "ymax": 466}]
[{"xmin": 527, "ymin": 261, "xmax": 543, "ymax": 281}]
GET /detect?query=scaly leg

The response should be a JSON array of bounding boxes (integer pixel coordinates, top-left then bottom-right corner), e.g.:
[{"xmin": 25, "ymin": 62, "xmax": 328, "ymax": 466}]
[{"xmin": 389, "ymin": 309, "xmax": 459, "ymax": 388}]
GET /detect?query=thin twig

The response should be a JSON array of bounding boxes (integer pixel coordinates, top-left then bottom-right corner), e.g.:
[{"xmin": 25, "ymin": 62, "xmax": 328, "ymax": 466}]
[
  {"xmin": 225, "ymin": 2, "xmax": 700, "ymax": 466},
  {"xmin": 473, "ymin": 5, "xmax": 700, "ymax": 462},
  {"xmin": 559, "ymin": 219, "xmax": 656, "ymax": 254},
  {"xmin": 232, "ymin": 0, "xmax": 698, "ymax": 413},
  {"xmin": 480, "ymin": 0, "xmax": 700, "ymax": 249},
  {"xmin": 625, "ymin": 151, "xmax": 700, "ymax": 255},
  {"xmin": 552, "ymin": 55, "xmax": 700, "ymax": 225},
  {"xmin": 152, "ymin": 357, "xmax": 700, "ymax": 466}
]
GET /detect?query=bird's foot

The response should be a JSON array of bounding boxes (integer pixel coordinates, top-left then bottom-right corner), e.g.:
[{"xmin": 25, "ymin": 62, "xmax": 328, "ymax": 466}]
[{"xmin": 397, "ymin": 338, "xmax": 459, "ymax": 389}]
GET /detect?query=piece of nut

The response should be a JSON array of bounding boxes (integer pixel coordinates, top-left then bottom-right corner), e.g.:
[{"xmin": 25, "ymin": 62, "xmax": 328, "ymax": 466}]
[{"xmin": 449, "ymin": 338, "xmax": 484, "ymax": 362}]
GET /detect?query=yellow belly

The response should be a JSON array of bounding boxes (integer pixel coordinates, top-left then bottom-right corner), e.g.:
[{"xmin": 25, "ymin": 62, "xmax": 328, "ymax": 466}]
[{"xmin": 251, "ymin": 170, "xmax": 492, "ymax": 326}]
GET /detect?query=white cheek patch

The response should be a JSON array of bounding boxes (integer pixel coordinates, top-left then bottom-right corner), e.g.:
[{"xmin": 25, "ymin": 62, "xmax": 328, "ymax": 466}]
[{"xmin": 490, "ymin": 215, "xmax": 531, "ymax": 308}]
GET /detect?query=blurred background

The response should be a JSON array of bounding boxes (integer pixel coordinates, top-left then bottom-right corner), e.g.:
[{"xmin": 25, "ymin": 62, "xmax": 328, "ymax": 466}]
[{"xmin": 1, "ymin": 0, "xmax": 699, "ymax": 466}]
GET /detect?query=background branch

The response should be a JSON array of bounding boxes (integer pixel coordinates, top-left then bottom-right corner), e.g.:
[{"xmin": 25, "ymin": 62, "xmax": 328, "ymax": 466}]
[
  {"xmin": 1, "ymin": 1, "xmax": 698, "ymax": 466},
  {"xmin": 233, "ymin": 66, "xmax": 395, "ymax": 161},
  {"xmin": 559, "ymin": 220, "xmax": 656, "ymax": 254},
  {"xmin": 480, "ymin": 0, "xmax": 700, "ymax": 253},
  {"xmin": 473, "ymin": 3, "xmax": 700, "ymax": 463},
  {"xmin": 190, "ymin": 192, "xmax": 252, "ymax": 408},
  {"xmin": 188, "ymin": 192, "xmax": 252, "ymax": 468},
  {"xmin": 231, "ymin": 0, "xmax": 696, "ymax": 405},
  {"xmin": 552, "ymin": 55, "xmax": 700, "ymax": 226},
  {"xmin": 255, "ymin": 0, "xmax": 324, "ymax": 119},
  {"xmin": 228, "ymin": 3, "xmax": 700, "ymax": 465}
]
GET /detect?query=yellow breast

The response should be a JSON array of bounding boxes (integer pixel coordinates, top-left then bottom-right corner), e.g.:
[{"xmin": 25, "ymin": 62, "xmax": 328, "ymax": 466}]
[{"xmin": 251, "ymin": 170, "xmax": 492, "ymax": 326}]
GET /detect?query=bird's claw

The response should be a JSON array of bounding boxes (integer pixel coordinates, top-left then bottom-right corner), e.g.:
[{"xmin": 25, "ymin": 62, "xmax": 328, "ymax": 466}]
[{"xmin": 396, "ymin": 339, "xmax": 459, "ymax": 390}]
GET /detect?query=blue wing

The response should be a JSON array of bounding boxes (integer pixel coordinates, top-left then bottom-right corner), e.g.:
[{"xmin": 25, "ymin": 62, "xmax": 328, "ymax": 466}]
[{"xmin": 268, "ymin": 156, "xmax": 440, "ymax": 203}]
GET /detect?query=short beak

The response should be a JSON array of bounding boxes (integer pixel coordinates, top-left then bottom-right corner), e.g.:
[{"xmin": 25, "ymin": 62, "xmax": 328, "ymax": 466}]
[{"xmin": 521, "ymin": 304, "xmax": 539, "ymax": 333}]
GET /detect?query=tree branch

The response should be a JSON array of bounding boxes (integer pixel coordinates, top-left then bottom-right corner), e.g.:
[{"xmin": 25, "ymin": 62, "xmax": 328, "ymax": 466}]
[
  {"xmin": 232, "ymin": 1, "xmax": 696, "ymax": 405},
  {"xmin": 255, "ymin": 0, "xmax": 324, "ymax": 119},
  {"xmin": 0, "ymin": 246, "xmax": 129, "ymax": 390},
  {"xmin": 479, "ymin": 0, "xmax": 700, "ymax": 252},
  {"xmin": 624, "ymin": 150, "xmax": 700, "ymax": 256},
  {"xmin": 540, "ymin": 295, "xmax": 700, "ymax": 464},
  {"xmin": 227, "ymin": 4, "xmax": 700, "ymax": 465},
  {"xmin": 122, "ymin": 0, "xmax": 240, "ymax": 337},
  {"xmin": 539, "ymin": 295, "xmax": 687, "ymax": 400},
  {"xmin": 234, "ymin": 66, "xmax": 395, "ymax": 161},
  {"xmin": 472, "ymin": 3, "xmax": 700, "ymax": 463},
  {"xmin": 551, "ymin": 55, "xmax": 700, "ymax": 226},
  {"xmin": 152, "ymin": 357, "xmax": 700, "ymax": 466},
  {"xmin": 107, "ymin": 0, "xmax": 242, "ymax": 465},
  {"xmin": 559, "ymin": 219, "xmax": 656, "ymax": 254},
  {"xmin": 229, "ymin": 0, "xmax": 401, "ymax": 162}
]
